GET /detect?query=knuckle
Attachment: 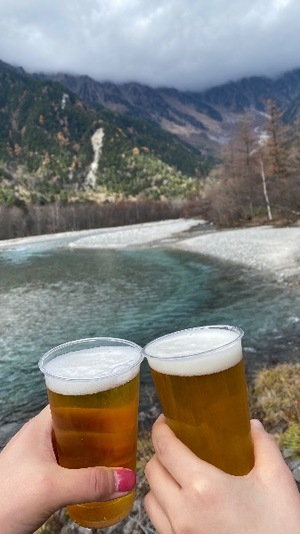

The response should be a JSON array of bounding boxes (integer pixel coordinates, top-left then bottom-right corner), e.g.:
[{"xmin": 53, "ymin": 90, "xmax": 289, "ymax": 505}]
[
  {"xmin": 188, "ymin": 476, "xmax": 220, "ymax": 510},
  {"xmin": 144, "ymin": 455, "xmax": 158, "ymax": 483},
  {"xmin": 174, "ymin": 518, "xmax": 194, "ymax": 534},
  {"xmin": 33, "ymin": 471, "xmax": 57, "ymax": 507},
  {"xmin": 152, "ymin": 432, "xmax": 170, "ymax": 457},
  {"xmin": 38, "ymin": 473, "xmax": 56, "ymax": 494},
  {"xmin": 88, "ymin": 467, "xmax": 115, "ymax": 499}
]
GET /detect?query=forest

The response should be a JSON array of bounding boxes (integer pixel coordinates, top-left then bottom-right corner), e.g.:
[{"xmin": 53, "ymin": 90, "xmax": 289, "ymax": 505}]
[
  {"xmin": 205, "ymin": 100, "xmax": 300, "ymax": 227},
  {"xmin": 0, "ymin": 100, "xmax": 299, "ymax": 240}
]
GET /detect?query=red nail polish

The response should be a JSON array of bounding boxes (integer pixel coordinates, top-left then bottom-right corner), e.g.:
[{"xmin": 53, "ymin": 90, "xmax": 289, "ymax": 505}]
[{"xmin": 115, "ymin": 468, "xmax": 136, "ymax": 492}]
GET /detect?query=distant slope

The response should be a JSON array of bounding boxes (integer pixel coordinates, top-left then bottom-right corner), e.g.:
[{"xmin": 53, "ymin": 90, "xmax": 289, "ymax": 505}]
[
  {"xmin": 42, "ymin": 68, "xmax": 300, "ymax": 153},
  {"xmin": 0, "ymin": 60, "xmax": 207, "ymax": 205}
]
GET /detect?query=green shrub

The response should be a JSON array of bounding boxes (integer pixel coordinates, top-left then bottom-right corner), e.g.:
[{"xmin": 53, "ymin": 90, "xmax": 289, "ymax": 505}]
[{"xmin": 250, "ymin": 363, "xmax": 300, "ymax": 455}]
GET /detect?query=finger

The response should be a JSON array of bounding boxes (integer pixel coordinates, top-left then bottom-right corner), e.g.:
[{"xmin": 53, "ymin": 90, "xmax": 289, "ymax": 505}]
[
  {"xmin": 33, "ymin": 406, "xmax": 54, "ymax": 441},
  {"xmin": 52, "ymin": 466, "xmax": 136, "ymax": 507},
  {"xmin": 144, "ymin": 491, "xmax": 174, "ymax": 534},
  {"xmin": 1, "ymin": 406, "xmax": 55, "ymax": 462},
  {"xmin": 145, "ymin": 454, "xmax": 180, "ymax": 511},
  {"xmin": 26, "ymin": 406, "xmax": 57, "ymax": 460},
  {"xmin": 24, "ymin": 405, "xmax": 52, "ymax": 429},
  {"xmin": 8, "ymin": 405, "xmax": 52, "ymax": 443},
  {"xmin": 250, "ymin": 419, "xmax": 286, "ymax": 474},
  {"xmin": 152, "ymin": 415, "xmax": 223, "ymax": 487}
]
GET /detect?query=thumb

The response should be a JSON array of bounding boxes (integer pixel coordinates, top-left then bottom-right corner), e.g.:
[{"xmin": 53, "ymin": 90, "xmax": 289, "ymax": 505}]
[
  {"xmin": 52, "ymin": 466, "xmax": 136, "ymax": 508},
  {"xmin": 250, "ymin": 419, "xmax": 284, "ymax": 472}
]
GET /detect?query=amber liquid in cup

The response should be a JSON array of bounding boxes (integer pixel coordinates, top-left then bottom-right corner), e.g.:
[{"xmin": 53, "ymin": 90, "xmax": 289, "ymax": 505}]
[
  {"xmin": 39, "ymin": 338, "xmax": 142, "ymax": 529},
  {"xmin": 143, "ymin": 326, "xmax": 254, "ymax": 475}
]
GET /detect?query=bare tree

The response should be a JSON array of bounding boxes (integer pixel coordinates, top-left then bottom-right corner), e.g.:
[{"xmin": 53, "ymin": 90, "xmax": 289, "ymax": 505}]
[{"xmin": 259, "ymin": 157, "xmax": 273, "ymax": 221}]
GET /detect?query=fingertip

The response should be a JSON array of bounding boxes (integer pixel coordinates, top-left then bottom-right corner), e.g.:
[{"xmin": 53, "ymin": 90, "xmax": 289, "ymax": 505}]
[
  {"xmin": 152, "ymin": 413, "xmax": 165, "ymax": 428},
  {"xmin": 250, "ymin": 419, "xmax": 264, "ymax": 430},
  {"xmin": 56, "ymin": 465, "xmax": 136, "ymax": 507},
  {"xmin": 151, "ymin": 415, "xmax": 175, "ymax": 450},
  {"xmin": 151, "ymin": 414, "xmax": 167, "ymax": 441},
  {"xmin": 250, "ymin": 419, "xmax": 271, "ymax": 448},
  {"xmin": 249, "ymin": 418, "xmax": 285, "ymax": 471}
]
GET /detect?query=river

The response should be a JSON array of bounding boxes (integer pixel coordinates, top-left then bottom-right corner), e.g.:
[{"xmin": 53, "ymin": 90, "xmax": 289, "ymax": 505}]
[{"xmin": 0, "ymin": 229, "xmax": 299, "ymax": 446}]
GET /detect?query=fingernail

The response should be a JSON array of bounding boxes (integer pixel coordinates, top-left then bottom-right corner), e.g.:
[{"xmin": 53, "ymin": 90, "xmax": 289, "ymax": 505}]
[{"xmin": 114, "ymin": 468, "xmax": 136, "ymax": 492}]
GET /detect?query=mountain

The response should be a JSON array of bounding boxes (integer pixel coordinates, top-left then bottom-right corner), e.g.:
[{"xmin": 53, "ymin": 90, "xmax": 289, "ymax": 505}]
[
  {"xmin": 0, "ymin": 59, "xmax": 205, "ymax": 206},
  {"xmin": 40, "ymin": 68, "xmax": 300, "ymax": 153},
  {"xmin": 2, "ymin": 57, "xmax": 300, "ymax": 207}
]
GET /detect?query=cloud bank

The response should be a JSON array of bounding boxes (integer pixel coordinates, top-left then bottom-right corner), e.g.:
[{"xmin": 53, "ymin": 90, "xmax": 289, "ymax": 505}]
[{"xmin": 0, "ymin": 0, "xmax": 300, "ymax": 90}]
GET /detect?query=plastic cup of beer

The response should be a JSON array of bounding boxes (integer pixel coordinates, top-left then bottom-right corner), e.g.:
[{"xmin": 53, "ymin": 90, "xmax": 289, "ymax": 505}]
[
  {"xmin": 38, "ymin": 337, "xmax": 143, "ymax": 529},
  {"xmin": 143, "ymin": 325, "xmax": 254, "ymax": 475}
]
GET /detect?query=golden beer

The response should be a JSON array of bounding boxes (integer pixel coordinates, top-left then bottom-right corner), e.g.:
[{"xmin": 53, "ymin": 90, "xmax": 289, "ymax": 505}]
[
  {"xmin": 143, "ymin": 326, "xmax": 254, "ymax": 475},
  {"xmin": 39, "ymin": 338, "xmax": 142, "ymax": 529}
]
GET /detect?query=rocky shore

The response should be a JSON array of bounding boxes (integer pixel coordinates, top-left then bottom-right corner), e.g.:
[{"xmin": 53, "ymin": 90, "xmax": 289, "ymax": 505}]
[
  {"xmin": 171, "ymin": 222, "xmax": 300, "ymax": 286},
  {"xmin": 64, "ymin": 218, "xmax": 300, "ymax": 284},
  {"xmin": 1, "ymin": 218, "xmax": 299, "ymax": 286}
]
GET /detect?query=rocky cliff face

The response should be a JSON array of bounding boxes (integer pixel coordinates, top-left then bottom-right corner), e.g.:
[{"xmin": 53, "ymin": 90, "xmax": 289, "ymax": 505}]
[{"xmin": 43, "ymin": 68, "xmax": 300, "ymax": 153}]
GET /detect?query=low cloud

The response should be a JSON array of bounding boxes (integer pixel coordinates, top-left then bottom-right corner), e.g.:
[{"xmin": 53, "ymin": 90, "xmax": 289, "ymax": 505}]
[{"xmin": 0, "ymin": 0, "xmax": 300, "ymax": 90}]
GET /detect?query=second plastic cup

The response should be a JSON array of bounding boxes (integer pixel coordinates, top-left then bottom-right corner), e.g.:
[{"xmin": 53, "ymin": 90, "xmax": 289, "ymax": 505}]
[{"xmin": 143, "ymin": 325, "xmax": 254, "ymax": 475}]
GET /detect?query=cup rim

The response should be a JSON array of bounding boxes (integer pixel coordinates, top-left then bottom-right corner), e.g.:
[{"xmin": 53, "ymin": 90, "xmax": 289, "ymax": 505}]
[
  {"xmin": 38, "ymin": 336, "xmax": 143, "ymax": 381},
  {"xmin": 142, "ymin": 325, "xmax": 244, "ymax": 360}
]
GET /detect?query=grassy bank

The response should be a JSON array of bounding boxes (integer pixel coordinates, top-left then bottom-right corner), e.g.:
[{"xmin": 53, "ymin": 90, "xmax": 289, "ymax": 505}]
[{"xmin": 250, "ymin": 362, "xmax": 300, "ymax": 454}]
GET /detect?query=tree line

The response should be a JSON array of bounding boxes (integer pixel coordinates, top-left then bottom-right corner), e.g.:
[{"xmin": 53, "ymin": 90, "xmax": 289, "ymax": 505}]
[
  {"xmin": 1, "ymin": 99, "xmax": 299, "ymax": 240},
  {"xmin": 0, "ymin": 199, "xmax": 203, "ymax": 241},
  {"xmin": 204, "ymin": 100, "xmax": 300, "ymax": 227}
]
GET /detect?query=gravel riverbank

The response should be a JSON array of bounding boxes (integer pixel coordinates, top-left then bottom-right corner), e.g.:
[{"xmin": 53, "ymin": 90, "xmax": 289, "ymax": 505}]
[
  {"xmin": 171, "ymin": 223, "xmax": 300, "ymax": 285},
  {"xmin": 64, "ymin": 219, "xmax": 300, "ymax": 285},
  {"xmin": 1, "ymin": 219, "xmax": 299, "ymax": 286}
]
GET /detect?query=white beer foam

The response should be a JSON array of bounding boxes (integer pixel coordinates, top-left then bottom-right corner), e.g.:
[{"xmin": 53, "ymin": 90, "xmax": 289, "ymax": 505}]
[
  {"xmin": 43, "ymin": 345, "xmax": 141, "ymax": 395},
  {"xmin": 144, "ymin": 327, "xmax": 242, "ymax": 376}
]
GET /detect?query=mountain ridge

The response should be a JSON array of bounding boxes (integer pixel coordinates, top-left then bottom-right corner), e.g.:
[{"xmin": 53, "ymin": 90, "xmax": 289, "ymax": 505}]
[
  {"xmin": 2, "ymin": 57, "xmax": 300, "ymax": 208},
  {"xmin": 38, "ymin": 66, "xmax": 300, "ymax": 152}
]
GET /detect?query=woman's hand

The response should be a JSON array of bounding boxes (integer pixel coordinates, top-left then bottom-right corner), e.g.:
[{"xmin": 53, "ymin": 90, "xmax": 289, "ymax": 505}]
[
  {"xmin": 0, "ymin": 406, "xmax": 135, "ymax": 534},
  {"xmin": 144, "ymin": 415, "xmax": 300, "ymax": 534}
]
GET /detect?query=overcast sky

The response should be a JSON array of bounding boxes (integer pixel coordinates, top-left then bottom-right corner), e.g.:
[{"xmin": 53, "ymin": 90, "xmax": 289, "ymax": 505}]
[{"xmin": 0, "ymin": 0, "xmax": 300, "ymax": 91}]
